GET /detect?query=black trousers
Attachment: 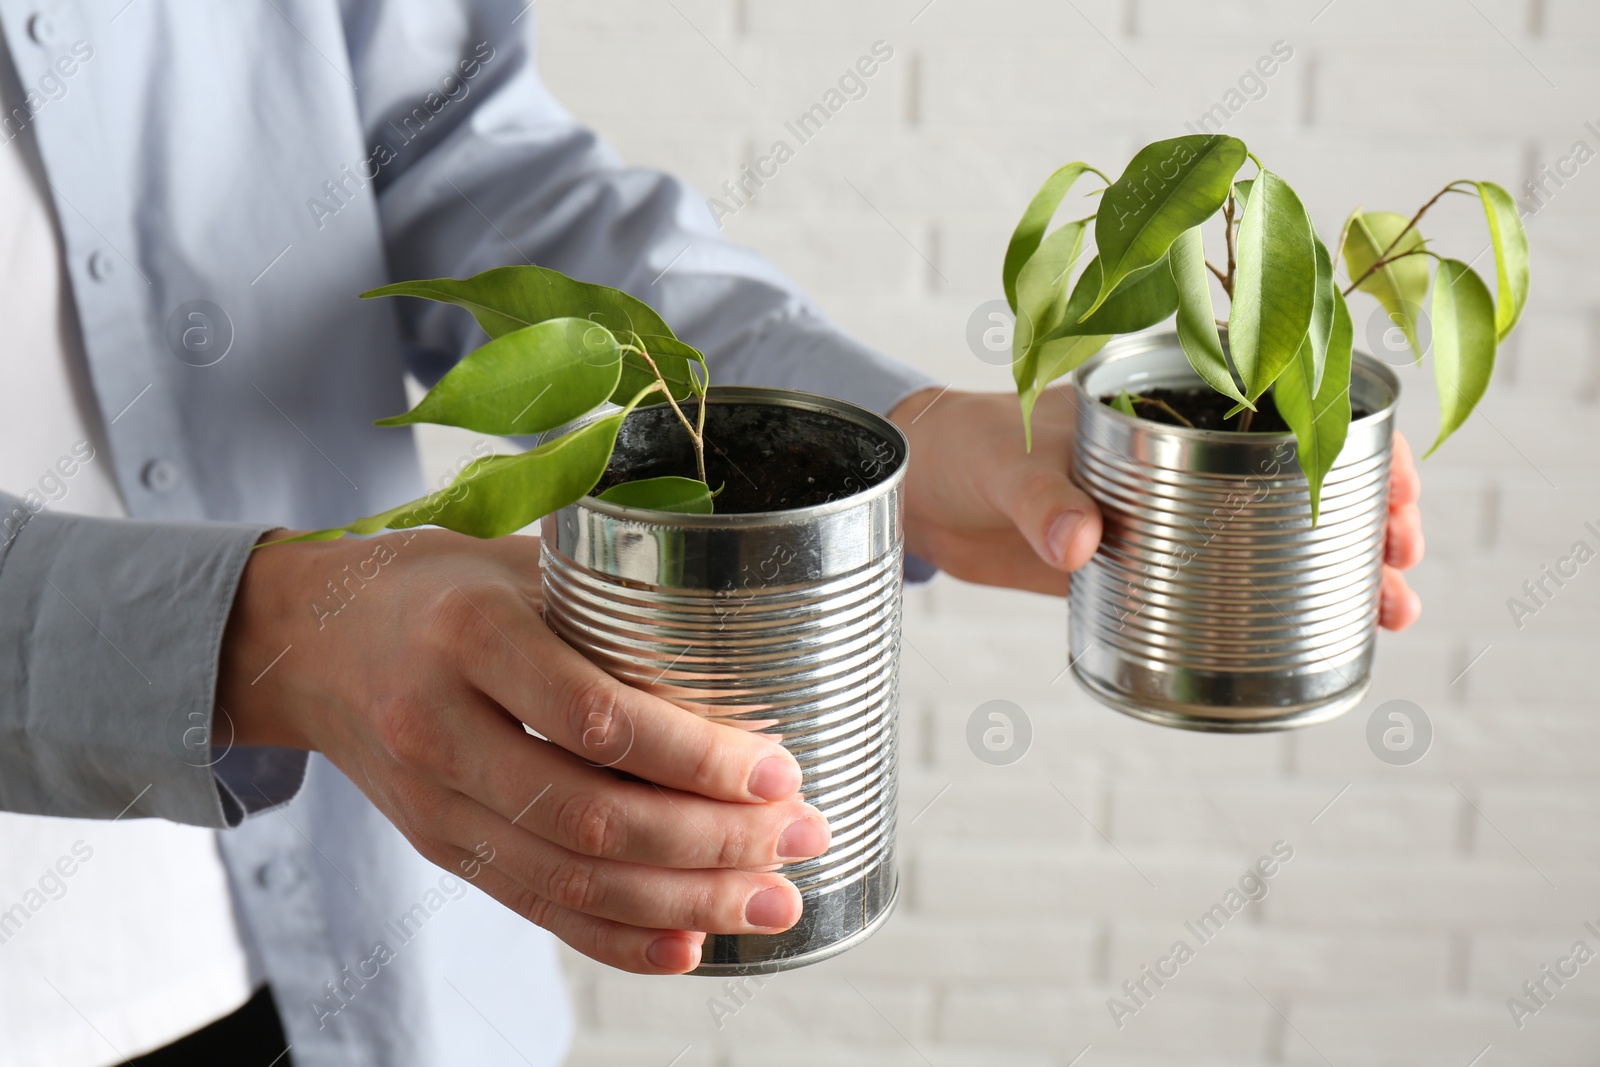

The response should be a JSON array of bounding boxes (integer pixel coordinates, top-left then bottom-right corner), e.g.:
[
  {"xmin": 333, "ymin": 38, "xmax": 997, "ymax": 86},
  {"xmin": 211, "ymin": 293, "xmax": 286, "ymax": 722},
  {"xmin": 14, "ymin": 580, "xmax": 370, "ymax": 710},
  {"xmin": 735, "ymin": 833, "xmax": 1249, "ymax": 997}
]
[{"xmin": 124, "ymin": 986, "xmax": 292, "ymax": 1067}]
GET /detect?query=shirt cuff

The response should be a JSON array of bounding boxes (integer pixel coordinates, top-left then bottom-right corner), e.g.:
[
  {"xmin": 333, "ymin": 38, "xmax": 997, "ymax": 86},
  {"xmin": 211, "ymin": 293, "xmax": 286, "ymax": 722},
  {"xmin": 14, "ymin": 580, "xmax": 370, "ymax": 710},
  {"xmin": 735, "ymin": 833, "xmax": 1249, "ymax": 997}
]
[
  {"xmin": 0, "ymin": 499, "xmax": 307, "ymax": 828},
  {"xmin": 735, "ymin": 308, "xmax": 941, "ymax": 419}
]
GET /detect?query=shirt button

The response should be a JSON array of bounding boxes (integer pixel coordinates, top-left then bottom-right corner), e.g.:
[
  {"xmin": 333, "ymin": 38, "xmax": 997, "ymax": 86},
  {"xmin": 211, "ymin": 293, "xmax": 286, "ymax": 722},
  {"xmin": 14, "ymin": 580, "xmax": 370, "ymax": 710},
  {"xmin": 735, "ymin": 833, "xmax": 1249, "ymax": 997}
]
[
  {"xmin": 140, "ymin": 459, "xmax": 181, "ymax": 493},
  {"xmin": 88, "ymin": 250, "xmax": 115, "ymax": 281},
  {"xmin": 256, "ymin": 858, "xmax": 302, "ymax": 893},
  {"xmin": 27, "ymin": 12, "xmax": 60, "ymax": 45}
]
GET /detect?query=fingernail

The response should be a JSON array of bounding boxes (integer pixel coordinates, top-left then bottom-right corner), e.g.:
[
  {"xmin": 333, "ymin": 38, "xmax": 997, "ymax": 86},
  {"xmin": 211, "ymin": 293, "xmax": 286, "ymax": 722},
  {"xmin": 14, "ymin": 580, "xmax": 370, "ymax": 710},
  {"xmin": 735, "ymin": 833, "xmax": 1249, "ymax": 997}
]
[
  {"xmin": 646, "ymin": 936, "xmax": 696, "ymax": 971},
  {"xmin": 1047, "ymin": 510, "xmax": 1086, "ymax": 568},
  {"xmin": 776, "ymin": 817, "xmax": 830, "ymax": 860},
  {"xmin": 748, "ymin": 755, "xmax": 800, "ymax": 801},
  {"xmin": 745, "ymin": 886, "xmax": 795, "ymax": 929}
]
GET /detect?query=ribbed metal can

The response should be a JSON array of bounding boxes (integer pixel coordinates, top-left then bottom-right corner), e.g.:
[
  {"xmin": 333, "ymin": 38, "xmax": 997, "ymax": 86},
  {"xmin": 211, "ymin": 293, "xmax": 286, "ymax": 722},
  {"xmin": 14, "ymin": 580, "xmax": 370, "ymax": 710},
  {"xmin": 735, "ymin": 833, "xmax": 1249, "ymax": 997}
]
[
  {"xmin": 1068, "ymin": 332, "xmax": 1401, "ymax": 732},
  {"xmin": 540, "ymin": 387, "xmax": 907, "ymax": 974}
]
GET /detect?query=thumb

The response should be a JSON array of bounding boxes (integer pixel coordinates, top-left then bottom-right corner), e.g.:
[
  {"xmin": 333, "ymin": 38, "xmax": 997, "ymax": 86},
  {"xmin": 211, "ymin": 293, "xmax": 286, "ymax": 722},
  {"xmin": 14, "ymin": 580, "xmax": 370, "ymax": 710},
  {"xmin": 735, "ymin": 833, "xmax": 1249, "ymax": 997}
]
[{"xmin": 996, "ymin": 466, "xmax": 1103, "ymax": 573}]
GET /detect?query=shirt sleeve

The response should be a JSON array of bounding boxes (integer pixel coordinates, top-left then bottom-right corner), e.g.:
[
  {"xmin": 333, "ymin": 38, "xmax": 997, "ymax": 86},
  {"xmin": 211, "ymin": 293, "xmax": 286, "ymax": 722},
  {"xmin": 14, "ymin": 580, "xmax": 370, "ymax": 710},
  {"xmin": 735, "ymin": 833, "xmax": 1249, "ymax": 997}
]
[
  {"xmin": 348, "ymin": 0, "xmax": 939, "ymax": 419},
  {"xmin": 0, "ymin": 494, "xmax": 307, "ymax": 827}
]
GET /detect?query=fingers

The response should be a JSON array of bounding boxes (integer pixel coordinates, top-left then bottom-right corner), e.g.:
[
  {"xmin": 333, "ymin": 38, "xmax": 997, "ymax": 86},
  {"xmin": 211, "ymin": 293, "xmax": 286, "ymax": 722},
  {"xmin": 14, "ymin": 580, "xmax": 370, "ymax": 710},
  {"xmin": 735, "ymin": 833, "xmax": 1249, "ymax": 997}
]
[
  {"xmin": 1383, "ymin": 433, "xmax": 1425, "ymax": 573},
  {"xmin": 992, "ymin": 465, "xmax": 1103, "ymax": 574},
  {"xmin": 444, "ymin": 586, "xmax": 804, "ymax": 805},
  {"xmin": 436, "ymin": 698, "xmax": 830, "ymax": 869},
  {"xmin": 1386, "ymin": 502, "xmax": 1425, "ymax": 570},
  {"xmin": 1389, "ymin": 432, "xmax": 1421, "ymax": 508},
  {"xmin": 466, "ymin": 861, "xmax": 707, "ymax": 975},
  {"xmin": 1378, "ymin": 432, "xmax": 1426, "ymax": 628},
  {"xmin": 1379, "ymin": 565, "xmax": 1421, "ymax": 631},
  {"xmin": 444, "ymin": 792, "xmax": 804, "ymax": 936}
]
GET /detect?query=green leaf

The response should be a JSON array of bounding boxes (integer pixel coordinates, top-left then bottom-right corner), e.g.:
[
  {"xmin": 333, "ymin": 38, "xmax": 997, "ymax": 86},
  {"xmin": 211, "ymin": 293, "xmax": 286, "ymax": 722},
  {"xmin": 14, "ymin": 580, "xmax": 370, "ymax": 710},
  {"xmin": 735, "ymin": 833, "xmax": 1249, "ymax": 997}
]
[
  {"xmin": 1010, "ymin": 220, "xmax": 1091, "ymax": 450},
  {"xmin": 268, "ymin": 415, "xmax": 625, "ymax": 544},
  {"xmin": 265, "ymin": 385, "xmax": 673, "ymax": 545},
  {"xmin": 1084, "ymin": 134, "xmax": 1247, "ymax": 320},
  {"xmin": 1012, "ymin": 220, "xmax": 1089, "ymax": 364},
  {"xmin": 1032, "ymin": 336, "xmax": 1112, "ymax": 395},
  {"xmin": 1341, "ymin": 211, "xmax": 1430, "ymax": 363},
  {"xmin": 364, "ymin": 265, "xmax": 671, "ymax": 344},
  {"xmin": 1267, "ymin": 235, "xmax": 1331, "ymax": 425},
  {"xmin": 375, "ymin": 318, "xmax": 622, "ymax": 435},
  {"xmin": 597, "ymin": 475, "xmax": 715, "ymax": 514},
  {"xmin": 1049, "ymin": 255, "xmax": 1180, "ymax": 339},
  {"xmin": 1111, "ymin": 390, "xmax": 1137, "ymax": 416},
  {"xmin": 1168, "ymin": 226, "xmax": 1250, "ymax": 409},
  {"xmin": 1425, "ymin": 258, "xmax": 1498, "ymax": 458},
  {"xmin": 1273, "ymin": 285, "xmax": 1354, "ymax": 525},
  {"xmin": 1229, "ymin": 170, "xmax": 1319, "ymax": 401},
  {"xmin": 363, "ymin": 266, "xmax": 700, "ymax": 401},
  {"xmin": 1003, "ymin": 162, "xmax": 1100, "ymax": 312},
  {"xmin": 1306, "ymin": 233, "xmax": 1337, "ymax": 395},
  {"xmin": 1475, "ymin": 180, "xmax": 1530, "ymax": 340},
  {"xmin": 1016, "ymin": 334, "xmax": 1111, "ymax": 451},
  {"xmin": 1013, "ymin": 251, "xmax": 1175, "ymax": 445}
]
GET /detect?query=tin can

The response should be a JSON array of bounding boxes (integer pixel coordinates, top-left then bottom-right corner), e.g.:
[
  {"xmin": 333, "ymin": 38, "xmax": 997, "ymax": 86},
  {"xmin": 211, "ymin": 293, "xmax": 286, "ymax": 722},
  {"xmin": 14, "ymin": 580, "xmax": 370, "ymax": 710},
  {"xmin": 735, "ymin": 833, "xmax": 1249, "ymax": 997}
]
[
  {"xmin": 540, "ymin": 387, "xmax": 907, "ymax": 973},
  {"xmin": 1067, "ymin": 331, "xmax": 1400, "ymax": 732}
]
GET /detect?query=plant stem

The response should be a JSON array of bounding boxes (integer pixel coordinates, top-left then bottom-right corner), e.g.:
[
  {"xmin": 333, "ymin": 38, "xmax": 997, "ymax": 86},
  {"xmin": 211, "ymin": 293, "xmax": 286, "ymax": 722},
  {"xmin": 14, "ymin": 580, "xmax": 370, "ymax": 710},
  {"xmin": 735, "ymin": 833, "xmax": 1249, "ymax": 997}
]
[
  {"xmin": 1133, "ymin": 396, "xmax": 1195, "ymax": 429},
  {"xmin": 630, "ymin": 342, "xmax": 707, "ymax": 483},
  {"xmin": 1340, "ymin": 246, "xmax": 1444, "ymax": 296},
  {"xmin": 1222, "ymin": 191, "xmax": 1237, "ymax": 299},
  {"xmin": 1236, "ymin": 408, "xmax": 1254, "ymax": 432},
  {"xmin": 693, "ymin": 371, "xmax": 708, "ymax": 475},
  {"xmin": 1372, "ymin": 246, "xmax": 1440, "ymax": 266},
  {"xmin": 1341, "ymin": 182, "xmax": 1472, "ymax": 295}
]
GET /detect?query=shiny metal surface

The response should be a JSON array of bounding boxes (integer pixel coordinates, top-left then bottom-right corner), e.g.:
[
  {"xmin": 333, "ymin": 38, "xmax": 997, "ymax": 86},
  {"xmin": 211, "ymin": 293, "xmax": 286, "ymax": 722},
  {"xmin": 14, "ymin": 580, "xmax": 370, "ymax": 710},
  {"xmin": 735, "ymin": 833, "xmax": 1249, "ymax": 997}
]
[
  {"xmin": 1068, "ymin": 332, "xmax": 1400, "ymax": 732},
  {"xmin": 540, "ymin": 387, "xmax": 907, "ymax": 974}
]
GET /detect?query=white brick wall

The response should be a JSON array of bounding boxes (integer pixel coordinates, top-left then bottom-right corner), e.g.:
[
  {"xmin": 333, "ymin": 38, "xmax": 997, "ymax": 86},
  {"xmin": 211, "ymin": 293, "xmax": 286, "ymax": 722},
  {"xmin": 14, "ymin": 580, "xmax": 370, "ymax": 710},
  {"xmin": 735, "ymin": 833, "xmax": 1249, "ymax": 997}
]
[{"xmin": 413, "ymin": 1, "xmax": 1600, "ymax": 1062}]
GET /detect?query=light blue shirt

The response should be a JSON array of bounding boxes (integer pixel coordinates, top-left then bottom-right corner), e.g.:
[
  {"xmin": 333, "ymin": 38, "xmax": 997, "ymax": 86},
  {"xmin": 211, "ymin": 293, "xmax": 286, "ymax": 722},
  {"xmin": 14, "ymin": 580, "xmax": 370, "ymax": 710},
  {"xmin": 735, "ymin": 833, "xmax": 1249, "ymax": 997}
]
[{"xmin": 0, "ymin": 2, "xmax": 933, "ymax": 1063}]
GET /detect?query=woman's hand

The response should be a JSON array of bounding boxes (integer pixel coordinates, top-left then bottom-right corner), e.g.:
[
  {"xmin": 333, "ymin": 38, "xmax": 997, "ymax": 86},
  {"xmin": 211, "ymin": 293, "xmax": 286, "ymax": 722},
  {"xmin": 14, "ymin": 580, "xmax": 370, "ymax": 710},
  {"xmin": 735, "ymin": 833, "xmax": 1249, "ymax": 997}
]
[{"xmin": 890, "ymin": 386, "xmax": 1424, "ymax": 630}]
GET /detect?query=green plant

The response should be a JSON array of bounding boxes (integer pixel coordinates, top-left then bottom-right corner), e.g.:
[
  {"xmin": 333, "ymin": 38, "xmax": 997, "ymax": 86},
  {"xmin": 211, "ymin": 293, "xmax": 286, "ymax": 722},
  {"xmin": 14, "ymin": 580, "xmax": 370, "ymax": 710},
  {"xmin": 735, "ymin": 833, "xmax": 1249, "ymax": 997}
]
[
  {"xmin": 1005, "ymin": 134, "xmax": 1529, "ymax": 522},
  {"xmin": 270, "ymin": 266, "xmax": 716, "ymax": 545}
]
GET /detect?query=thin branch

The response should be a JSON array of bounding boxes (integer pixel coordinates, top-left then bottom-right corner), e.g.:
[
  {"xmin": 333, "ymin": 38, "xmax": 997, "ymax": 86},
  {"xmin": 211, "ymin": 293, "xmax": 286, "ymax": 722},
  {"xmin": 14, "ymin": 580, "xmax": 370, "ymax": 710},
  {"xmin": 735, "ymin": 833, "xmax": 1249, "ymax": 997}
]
[
  {"xmin": 618, "ymin": 349, "xmax": 695, "ymax": 393},
  {"xmin": 1133, "ymin": 395, "xmax": 1195, "ymax": 429},
  {"xmin": 626, "ymin": 340, "xmax": 707, "ymax": 482},
  {"xmin": 1222, "ymin": 191, "xmax": 1237, "ymax": 300},
  {"xmin": 1340, "ymin": 247, "xmax": 1442, "ymax": 297},
  {"xmin": 1377, "ymin": 247, "xmax": 1439, "ymax": 264},
  {"xmin": 1236, "ymin": 408, "xmax": 1255, "ymax": 433},
  {"xmin": 1206, "ymin": 260, "xmax": 1229, "ymax": 288},
  {"xmin": 693, "ymin": 380, "xmax": 707, "ymax": 476},
  {"xmin": 1342, "ymin": 182, "xmax": 1473, "ymax": 295}
]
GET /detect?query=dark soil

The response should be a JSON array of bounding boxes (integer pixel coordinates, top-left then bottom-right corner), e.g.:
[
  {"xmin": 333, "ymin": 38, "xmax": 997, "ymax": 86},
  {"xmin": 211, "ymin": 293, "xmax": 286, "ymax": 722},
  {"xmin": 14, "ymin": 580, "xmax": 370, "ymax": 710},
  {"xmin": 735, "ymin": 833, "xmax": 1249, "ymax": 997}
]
[
  {"xmin": 593, "ymin": 398, "xmax": 903, "ymax": 513},
  {"xmin": 1102, "ymin": 386, "xmax": 1371, "ymax": 432}
]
